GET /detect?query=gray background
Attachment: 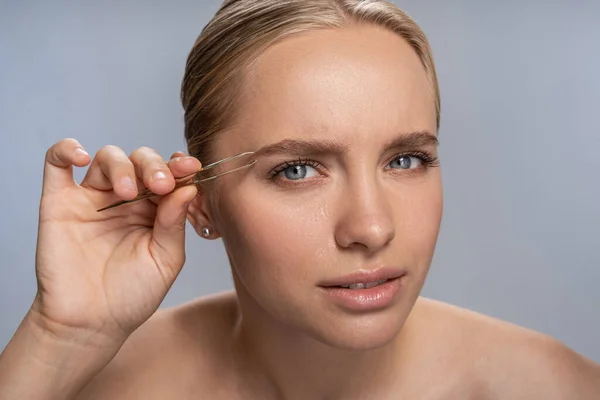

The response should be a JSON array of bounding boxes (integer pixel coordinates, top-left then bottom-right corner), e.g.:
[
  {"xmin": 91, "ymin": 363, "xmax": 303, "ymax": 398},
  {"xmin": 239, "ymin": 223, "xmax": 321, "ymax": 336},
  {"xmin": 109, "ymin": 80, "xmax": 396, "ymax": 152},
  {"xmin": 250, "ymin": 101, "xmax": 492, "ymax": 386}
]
[{"xmin": 1, "ymin": 0, "xmax": 599, "ymax": 364}]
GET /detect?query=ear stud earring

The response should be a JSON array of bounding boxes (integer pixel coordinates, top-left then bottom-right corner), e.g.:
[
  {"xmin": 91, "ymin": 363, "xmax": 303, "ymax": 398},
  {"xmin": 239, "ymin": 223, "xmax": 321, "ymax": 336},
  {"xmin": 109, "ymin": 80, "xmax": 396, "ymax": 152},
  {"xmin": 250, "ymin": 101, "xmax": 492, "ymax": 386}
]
[{"xmin": 201, "ymin": 227, "xmax": 212, "ymax": 237}]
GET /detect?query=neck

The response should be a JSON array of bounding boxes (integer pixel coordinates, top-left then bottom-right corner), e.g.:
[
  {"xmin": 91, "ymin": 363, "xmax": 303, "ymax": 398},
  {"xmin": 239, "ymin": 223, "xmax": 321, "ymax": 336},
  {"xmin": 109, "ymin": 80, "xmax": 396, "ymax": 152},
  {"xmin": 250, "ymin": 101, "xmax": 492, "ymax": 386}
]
[{"xmin": 231, "ymin": 287, "xmax": 415, "ymax": 400}]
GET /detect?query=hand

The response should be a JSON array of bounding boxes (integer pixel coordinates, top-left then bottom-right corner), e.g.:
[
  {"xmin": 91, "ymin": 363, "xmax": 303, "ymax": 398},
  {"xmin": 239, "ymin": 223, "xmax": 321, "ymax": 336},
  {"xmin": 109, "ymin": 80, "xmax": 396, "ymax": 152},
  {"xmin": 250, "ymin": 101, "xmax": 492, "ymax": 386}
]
[{"xmin": 31, "ymin": 138, "xmax": 201, "ymax": 347}]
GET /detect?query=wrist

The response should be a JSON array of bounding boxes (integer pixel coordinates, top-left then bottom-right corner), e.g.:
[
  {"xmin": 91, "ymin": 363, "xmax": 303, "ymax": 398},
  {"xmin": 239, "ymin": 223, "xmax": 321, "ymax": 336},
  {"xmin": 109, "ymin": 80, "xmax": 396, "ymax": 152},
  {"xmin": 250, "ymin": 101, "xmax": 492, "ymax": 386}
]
[
  {"xmin": 0, "ymin": 307, "xmax": 123, "ymax": 399},
  {"xmin": 29, "ymin": 296, "xmax": 128, "ymax": 352},
  {"xmin": 24, "ymin": 307, "xmax": 122, "ymax": 368}
]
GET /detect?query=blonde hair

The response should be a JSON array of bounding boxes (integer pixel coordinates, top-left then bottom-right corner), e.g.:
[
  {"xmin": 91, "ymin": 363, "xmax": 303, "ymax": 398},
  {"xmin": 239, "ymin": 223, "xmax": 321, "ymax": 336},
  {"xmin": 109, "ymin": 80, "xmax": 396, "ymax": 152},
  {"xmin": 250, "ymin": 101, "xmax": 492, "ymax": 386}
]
[{"xmin": 181, "ymin": 0, "xmax": 440, "ymax": 163}]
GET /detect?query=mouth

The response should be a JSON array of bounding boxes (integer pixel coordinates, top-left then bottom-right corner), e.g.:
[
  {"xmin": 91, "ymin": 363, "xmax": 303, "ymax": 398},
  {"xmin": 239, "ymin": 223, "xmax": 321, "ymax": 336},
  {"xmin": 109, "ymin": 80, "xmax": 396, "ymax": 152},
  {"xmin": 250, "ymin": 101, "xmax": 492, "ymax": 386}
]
[
  {"xmin": 317, "ymin": 268, "xmax": 406, "ymax": 311},
  {"xmin": 333, "ymin": 279, "xmax": 391, "ymax": 289},
  {"xmin": 318, "ymin": 267, "xmax": 406, "ymax": 289}
]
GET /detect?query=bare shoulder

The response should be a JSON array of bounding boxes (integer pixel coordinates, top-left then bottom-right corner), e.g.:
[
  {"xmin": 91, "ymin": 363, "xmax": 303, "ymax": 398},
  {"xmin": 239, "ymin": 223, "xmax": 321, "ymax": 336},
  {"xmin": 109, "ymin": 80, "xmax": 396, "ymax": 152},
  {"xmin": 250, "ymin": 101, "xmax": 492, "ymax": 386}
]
[
  {"xmin": 413, "ymin": 297, "xmax": 600, "ymax": 399},
  {"xmin": 76, "ymin": 290, "xmax": 239, "ymax": 399}
]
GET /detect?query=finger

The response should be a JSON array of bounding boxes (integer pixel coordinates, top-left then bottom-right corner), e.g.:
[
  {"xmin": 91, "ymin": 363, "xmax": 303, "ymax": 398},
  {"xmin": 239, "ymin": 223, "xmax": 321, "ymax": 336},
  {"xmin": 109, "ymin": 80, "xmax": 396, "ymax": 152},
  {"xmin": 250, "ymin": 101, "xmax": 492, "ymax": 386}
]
[
  {"xmin": 145, "ymin": 156, "xmax": 201, "ymax": 207},
  {"xmin": 143, "ymin": 151, "xmax": 186, "ymax": 208},
  {"xmin": 149, "ymin": 185, "xmax": 198, "ymax": 276},
  {"xmin": 42, "ymin": 138, "xmax": 91, "ymax": 195},
  {"xmin": 129, "ymin": 147, "xmax": 175, "ymax": 196},
  {"xmin": 167, "ymin": 156, "xmax": 202, "ymax": 179},
  {"xmin": 170, "ymin": 151, "xmax": 187, "ymax": 159},
  {"xmin": 80, "ymin": 145, "xmax": 138, "ymax": 200}
]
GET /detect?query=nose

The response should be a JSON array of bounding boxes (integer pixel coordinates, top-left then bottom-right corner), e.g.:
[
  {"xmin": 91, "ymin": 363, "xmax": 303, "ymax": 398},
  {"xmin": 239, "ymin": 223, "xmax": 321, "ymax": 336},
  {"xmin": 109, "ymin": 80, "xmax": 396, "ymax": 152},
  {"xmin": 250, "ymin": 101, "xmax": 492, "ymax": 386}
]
[{"xmin": 334, "ymin": 178, "xmax": 395, "ymax": 253}]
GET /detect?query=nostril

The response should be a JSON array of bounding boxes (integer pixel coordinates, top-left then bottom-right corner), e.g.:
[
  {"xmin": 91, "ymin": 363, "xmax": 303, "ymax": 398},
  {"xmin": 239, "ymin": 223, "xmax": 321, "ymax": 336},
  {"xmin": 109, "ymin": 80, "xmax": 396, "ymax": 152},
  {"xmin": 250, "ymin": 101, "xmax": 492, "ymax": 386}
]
[{"xmin": 334, "ymin": 217, "xmax": 395, "ymax": 252}]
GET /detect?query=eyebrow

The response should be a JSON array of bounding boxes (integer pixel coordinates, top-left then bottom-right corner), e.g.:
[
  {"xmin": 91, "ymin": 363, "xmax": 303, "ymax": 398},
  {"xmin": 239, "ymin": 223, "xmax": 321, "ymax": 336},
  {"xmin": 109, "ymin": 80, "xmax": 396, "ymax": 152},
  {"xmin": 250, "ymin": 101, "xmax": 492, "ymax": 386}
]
[
  {"xmin": 383, "ymin": 130, "xmax": 439, "ymax": 151},
  {"xmin": 253, "ymin": 131, "xmax": 438, "ymax": 158}
]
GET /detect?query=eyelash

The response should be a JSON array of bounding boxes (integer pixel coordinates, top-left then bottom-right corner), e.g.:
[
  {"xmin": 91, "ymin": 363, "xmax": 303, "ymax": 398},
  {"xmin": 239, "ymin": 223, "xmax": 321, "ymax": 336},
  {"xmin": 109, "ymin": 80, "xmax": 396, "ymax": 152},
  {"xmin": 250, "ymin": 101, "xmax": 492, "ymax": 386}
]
[
  {"xmin": 389, "ymin": 151, "xmax": 440, "ymax": 169},
  {"xmin": 267, "ymin": 151, "xmax": 440, "ymax": 180},
  {"xmin": 268, "ymin": 157, "xmax": 324, "ymax": 178}
]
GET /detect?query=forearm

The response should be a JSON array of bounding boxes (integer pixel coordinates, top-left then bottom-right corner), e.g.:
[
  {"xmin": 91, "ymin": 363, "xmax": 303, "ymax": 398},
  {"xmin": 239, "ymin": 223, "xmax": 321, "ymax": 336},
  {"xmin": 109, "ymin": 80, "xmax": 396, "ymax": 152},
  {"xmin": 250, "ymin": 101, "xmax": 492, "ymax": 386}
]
[{"xmin": 0, "ymin": 309, "xmax": 121, "ymax": 400}]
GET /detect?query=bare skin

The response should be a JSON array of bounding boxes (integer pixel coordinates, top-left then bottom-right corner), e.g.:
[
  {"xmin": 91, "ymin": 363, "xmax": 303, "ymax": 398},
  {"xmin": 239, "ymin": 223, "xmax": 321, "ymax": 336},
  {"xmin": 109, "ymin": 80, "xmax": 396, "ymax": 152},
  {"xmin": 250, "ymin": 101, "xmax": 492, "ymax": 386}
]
[
  {"xmin": 1, "ymin": 23, "xmax": 599, "ymax": 400},
  {"xmin": 77, "ymin": 294, "xmax": 600, "ymax": 400}
]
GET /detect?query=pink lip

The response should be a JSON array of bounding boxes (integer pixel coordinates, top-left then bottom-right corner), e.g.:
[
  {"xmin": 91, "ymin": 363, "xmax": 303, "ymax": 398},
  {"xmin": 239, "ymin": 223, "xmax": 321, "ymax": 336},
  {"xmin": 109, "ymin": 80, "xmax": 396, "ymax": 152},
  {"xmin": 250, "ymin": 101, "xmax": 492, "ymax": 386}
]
[
  {"xmin": 318, "ymin": 267, "xmax": 406, "ymax": 287},
  {"xmin": 318, "ymin": 267, "xmax": 407, "ymax": 312}
]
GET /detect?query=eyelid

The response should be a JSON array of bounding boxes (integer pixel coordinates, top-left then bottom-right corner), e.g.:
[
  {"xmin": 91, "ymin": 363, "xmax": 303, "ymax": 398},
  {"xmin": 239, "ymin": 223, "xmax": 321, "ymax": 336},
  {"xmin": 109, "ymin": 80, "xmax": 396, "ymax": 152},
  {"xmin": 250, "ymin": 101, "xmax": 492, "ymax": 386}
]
[
  {"xmin": 384, "ymin": 150, "xmax": 440, "ymax": 168},
  {"xmin": 267, "ymin": 157, "xmax": 326, "ymax": 178},
  {"xmin": 265, "ymin": 149, "xmax": 439, "ymax": 181}
]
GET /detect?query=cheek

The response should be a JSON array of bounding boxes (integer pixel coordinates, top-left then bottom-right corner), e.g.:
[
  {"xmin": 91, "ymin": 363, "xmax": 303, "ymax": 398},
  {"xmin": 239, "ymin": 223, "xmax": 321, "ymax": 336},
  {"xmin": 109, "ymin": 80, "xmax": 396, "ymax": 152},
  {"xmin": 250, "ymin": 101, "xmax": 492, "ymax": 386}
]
[
  {"xmin": 395, "ymin": 176, "xmax": 443, "ymax": 265},
  {"xmin": 216, "ymin": 173, "xmax": 442, "ymax": 290},
  {"xmin": 217, "ymin": 188, "xmax": 331, "ymax": 286}
]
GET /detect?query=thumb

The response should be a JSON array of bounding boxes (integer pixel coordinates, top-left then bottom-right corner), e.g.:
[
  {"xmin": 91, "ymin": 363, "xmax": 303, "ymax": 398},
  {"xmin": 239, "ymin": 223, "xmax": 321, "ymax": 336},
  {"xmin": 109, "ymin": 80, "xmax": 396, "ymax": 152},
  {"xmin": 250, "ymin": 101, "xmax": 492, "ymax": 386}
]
[{"xmin": 150, "ymin": 185, "xmax": 198, "ymax": 275}]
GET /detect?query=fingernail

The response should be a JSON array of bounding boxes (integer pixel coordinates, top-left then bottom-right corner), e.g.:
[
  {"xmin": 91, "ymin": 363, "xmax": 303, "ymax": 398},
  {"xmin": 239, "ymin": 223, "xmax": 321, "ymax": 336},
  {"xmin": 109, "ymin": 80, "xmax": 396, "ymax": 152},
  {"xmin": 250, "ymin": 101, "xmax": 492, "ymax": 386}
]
[
  {"xmin": 75, "ymin": 148, "xmax": 89, "ymax": 156},
  {"xmin": 153, "ymin": 171, "xmax": 167, "ymax": 181}
]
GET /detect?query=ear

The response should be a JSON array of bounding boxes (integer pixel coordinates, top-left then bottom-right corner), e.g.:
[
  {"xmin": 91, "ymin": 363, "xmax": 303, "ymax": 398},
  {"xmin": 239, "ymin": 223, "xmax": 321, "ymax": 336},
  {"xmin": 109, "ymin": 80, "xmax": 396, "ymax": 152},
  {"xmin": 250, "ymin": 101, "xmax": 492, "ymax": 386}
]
[{"xmin": 186, "ymin": 190, "xmax": 220, "ymax": 240}]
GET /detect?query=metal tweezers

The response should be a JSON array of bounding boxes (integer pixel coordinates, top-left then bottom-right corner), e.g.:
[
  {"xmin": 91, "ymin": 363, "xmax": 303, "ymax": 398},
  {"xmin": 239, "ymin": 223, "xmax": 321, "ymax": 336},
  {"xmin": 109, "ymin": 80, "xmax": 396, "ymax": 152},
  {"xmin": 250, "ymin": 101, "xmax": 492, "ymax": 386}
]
[{"xmin": 96, "ymin": 151, "xmax": 256, "ymax": 212}]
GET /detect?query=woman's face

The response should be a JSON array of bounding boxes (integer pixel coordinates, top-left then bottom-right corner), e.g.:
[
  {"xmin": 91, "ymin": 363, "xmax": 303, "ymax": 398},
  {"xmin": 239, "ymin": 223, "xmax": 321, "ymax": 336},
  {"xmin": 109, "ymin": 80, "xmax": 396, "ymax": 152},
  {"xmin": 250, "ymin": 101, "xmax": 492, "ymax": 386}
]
[{"xmin": 196, "ymin": 23, "xmax": 442, "ymax": 350}]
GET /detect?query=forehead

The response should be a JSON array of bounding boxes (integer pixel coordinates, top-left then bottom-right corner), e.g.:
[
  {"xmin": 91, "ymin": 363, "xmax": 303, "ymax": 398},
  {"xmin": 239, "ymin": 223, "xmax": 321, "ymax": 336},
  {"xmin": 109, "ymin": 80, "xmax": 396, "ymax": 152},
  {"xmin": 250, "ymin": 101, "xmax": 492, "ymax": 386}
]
[{"xmin": 220, "ymin": 24, "xmax": 437, "ymax": 155}]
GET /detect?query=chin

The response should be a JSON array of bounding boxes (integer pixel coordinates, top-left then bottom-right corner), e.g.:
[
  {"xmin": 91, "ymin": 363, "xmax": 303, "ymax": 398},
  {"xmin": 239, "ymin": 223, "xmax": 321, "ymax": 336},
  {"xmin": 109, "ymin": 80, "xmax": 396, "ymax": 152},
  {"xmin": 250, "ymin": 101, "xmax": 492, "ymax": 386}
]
[
  {"xmin": 302, "ymin": 307, "xmax": 411, "ymax": 351},
  {"xmin": 233, "ymin": 270, "xmax": 422, "ymax": 351}
]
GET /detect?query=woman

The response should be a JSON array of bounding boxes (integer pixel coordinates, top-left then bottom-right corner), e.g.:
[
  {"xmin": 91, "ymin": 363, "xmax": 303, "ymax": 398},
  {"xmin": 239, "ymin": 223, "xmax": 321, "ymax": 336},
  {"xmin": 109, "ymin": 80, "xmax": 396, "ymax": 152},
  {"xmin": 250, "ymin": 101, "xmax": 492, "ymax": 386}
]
[{"xmin": 1, "ymin": 0, "xmax": 599, "ymax": 398}]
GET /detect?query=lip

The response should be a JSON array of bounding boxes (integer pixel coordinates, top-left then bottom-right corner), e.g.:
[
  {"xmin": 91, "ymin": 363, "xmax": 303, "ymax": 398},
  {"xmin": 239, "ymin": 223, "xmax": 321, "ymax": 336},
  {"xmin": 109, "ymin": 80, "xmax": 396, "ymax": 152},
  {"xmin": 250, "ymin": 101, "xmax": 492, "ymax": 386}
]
[
  {"xmin": 318, "ymin": 267, "xmax": 406, "ymax": 287},
  {"xmin": 317, "ymin": 267, "xmax": 407, "ymax": 312}
]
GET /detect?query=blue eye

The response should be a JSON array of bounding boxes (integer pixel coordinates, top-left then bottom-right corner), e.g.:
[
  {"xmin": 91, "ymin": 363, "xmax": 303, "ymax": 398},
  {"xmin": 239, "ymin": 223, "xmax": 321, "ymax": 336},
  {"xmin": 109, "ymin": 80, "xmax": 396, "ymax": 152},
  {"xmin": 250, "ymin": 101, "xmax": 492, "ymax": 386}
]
[
  {"xmin": 279, "ymin": 164, "xmax": 318, "ymax": 180},
  {"xmin": 269, "ymin": 158, "xmax": 323, "ymax": 182},
  {"xmin": 388, "ymin": 155, "xmax": 422, "ymax": 170}
]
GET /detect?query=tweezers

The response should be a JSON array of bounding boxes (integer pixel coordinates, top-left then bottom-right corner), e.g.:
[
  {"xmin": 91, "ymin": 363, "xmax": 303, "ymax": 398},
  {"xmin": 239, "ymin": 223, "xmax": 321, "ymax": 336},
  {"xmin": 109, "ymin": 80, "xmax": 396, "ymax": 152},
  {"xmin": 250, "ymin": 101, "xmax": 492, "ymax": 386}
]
[{"xmin": 96, "ymin": 151, "xmax": 256, "ymax": 212}]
